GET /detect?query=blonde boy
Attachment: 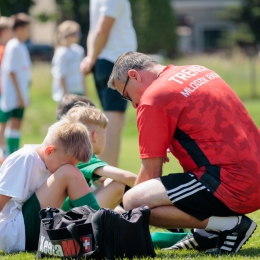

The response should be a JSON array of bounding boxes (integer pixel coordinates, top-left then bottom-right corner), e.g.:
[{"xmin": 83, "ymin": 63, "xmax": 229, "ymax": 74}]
[
  {"xmin": 0, "ymin": 116, "xmax": 99, "ymax": 253},
  {"xmin": 62, "ymin": 105, "xmax": 136, "ymax": 210}
]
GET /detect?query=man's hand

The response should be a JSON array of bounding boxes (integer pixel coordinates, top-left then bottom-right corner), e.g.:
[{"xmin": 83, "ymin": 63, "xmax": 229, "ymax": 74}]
[{"xmin": 80, "ymin": 56, "xmax": 95, "ymax": 76}]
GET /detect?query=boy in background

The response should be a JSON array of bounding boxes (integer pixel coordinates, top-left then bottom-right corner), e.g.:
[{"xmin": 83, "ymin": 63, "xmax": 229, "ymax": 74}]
[
  {"xmin": 0, "ymin": 116, "xmax": 99, "ymax": 253},
  {"xmin": 1, "ymin": 13, "xmax": 31, "ymax": 155},
  {"xmin": 0, "ymin": 17, "xmax": 13, "ymax": 161},
  {"xmin": 57, "ymin": 94, "xmax": 136, "ymax": 211}
]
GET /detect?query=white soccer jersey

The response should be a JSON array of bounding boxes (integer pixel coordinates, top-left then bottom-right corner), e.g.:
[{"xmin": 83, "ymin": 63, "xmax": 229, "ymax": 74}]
[
  {"xmin": 0, "ymin": 145, "xmax": 50, "ymax": 252},
  {"xmin": 51, "ymin": 43, "xmax": 85, "ymax": 102},
  {"xmin": 0, "ymin": 38, "xmax": 31, "ymax": 112}
]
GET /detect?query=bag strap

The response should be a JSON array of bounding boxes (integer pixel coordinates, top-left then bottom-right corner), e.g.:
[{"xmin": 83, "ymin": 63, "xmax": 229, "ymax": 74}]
[
  {"xmin": 66, "ymin": 223, "xmax": 100, "ymax": 260},
  {"xmin": 66, "ymin": 223, "xmax": 85, "ymax": 255}
]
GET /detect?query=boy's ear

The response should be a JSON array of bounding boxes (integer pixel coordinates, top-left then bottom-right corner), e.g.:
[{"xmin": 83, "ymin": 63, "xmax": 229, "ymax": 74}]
[
  {"xmin": 90, "ymin": 130, "xmax": 98, "ymax": 143},
  {"xmin": 44, "ymin": 146, "xmax": 55, "ymax": 156}
]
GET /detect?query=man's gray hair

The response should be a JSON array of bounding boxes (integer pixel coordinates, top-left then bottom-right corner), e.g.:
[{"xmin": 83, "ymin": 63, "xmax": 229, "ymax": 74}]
[{"xmin": 108, "ymin": 52, "xmax": 158, "ymax": 89}]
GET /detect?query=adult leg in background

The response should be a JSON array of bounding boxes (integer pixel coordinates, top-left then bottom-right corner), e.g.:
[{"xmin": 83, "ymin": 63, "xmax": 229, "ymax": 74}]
[{"xmin": 93, "ymin": 59, "xmax": 127, "ymax": 167}]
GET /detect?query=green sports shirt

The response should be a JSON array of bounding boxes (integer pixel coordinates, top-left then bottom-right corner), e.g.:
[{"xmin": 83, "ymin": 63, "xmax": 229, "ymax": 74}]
[{"xmin": 77, "ymin": 154, "xmax": 108, "ymax": 186}]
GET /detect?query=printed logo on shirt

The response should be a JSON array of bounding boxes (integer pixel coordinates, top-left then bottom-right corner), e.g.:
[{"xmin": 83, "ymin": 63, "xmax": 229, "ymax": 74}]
[{"xmin": 168, "ymin": 65, "xmax": 220, "ymax": 97}]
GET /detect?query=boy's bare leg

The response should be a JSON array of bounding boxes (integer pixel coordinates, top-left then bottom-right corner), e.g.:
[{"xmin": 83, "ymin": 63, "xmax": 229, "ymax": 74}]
[
  {"xmin": 36, "ymin": 164, "xmax": 92, "ymax": 209},
  {"xmin": 93, "ymin": 178, "xmax": 125, "ymax": 209}
]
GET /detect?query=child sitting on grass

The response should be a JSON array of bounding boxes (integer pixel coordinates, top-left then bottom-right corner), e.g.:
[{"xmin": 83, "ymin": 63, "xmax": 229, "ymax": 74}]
[
  {"xmin": 0, "ymin": 116, "xmax": 99, "ymax": 253},
  {"xmin": 57, "ymin": 94, "xmax": 136, "ymax": 211}
]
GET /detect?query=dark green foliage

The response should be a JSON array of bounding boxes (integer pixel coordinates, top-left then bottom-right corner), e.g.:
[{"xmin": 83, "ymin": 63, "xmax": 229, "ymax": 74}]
[
  {"xmin": 0, "ymin": 0, "xmax": 34, "ymax": 16},
  {"xmin": 54, "ymin": 0, "xmax": 90, "ymax": 48},
  {"xmin": 130, "ymin": 0, "xmax": 177, "ymax": 57},
  {"xmin": 221, "ymin": 0, "xmax": 260, "ymax": 46}
]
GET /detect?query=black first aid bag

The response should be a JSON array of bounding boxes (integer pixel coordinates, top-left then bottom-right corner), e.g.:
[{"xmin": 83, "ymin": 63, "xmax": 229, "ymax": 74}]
[{"xmin": 37, "ymin": 205, "xmax": 156, "ymax": 259}]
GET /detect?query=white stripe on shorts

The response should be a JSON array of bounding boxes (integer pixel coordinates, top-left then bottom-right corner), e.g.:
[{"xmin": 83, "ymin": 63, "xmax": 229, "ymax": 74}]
[{"xmin": 167, "ymin": 179, "xmax": 206, "ymax": 203}]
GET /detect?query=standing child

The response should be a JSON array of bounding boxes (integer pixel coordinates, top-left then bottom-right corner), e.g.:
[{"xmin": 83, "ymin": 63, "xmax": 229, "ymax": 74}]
[
  {"xmin": 0, "ymin": 17, "xmax": 13, "ymax": 161},
  {"xmin": 0, "ymin": 116, "xmax": 99, "ymax": 253},
  {"xmin": 0, "ymin": 13, "xmax": 31, "ymax": 155},
  {"xmin": 51, "ymin": 20, "xmax": 86, "ymax": 102}
]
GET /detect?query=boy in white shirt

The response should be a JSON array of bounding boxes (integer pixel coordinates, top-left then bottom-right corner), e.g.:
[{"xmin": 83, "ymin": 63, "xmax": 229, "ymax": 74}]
[
  {"xmin": 51, "ymin": 20, "xmax": 86, "ymax": 102},
  {"xmin": 0, "ymin": 116, "xmax": 99, "ymax": 253},
  {"xmin": 0, "ymin": 13, "xmax": 32, "ymax": 155}
]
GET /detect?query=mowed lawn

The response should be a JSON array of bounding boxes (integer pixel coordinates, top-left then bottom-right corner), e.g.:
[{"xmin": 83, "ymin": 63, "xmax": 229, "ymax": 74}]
[{"xmin": 1, "ymin": 53, "xmax": 260, "ymax": 259}]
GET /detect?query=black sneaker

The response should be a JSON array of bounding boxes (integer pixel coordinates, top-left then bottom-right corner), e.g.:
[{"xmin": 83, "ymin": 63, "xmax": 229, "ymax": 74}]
[
  {"xmin": 162, "ymin": 229, "xmax": 218, "ymax": 251},
  {"xmin": 205, "ymin": 215, "xmax": 257, "ymax": 254}
]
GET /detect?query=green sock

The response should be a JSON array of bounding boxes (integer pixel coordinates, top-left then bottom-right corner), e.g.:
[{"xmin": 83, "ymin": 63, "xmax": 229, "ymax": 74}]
[
  {"xmin": 5, "ymin": 137, "xmax": 19, "ymax": 154},
  {"xmin": 71, "ymin": 192, "xmax": 100, "ymax": 210},
  {"xmin": 62, "ymin": 197, "xmax": 72, "ymax": 211}
]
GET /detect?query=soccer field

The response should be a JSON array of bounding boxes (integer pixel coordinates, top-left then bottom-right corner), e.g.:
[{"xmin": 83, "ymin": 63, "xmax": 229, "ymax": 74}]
[{"xmin": 1, "ymin": 55, "xmax": 260, "ymax": 259}]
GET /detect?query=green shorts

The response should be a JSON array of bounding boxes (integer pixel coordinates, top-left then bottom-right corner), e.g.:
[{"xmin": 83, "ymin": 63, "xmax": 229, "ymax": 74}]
[
  {"xmin": 0, "ymin": 108, "xmax": 25, "ymax": 123},
  {"xmin": 22, "ymin": 193, "xmax": 41, "ymax": 251}
]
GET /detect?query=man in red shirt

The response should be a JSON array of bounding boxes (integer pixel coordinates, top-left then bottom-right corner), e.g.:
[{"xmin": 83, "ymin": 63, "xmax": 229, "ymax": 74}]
[{"xmin": 108, "ymin": 52, "xmax": 260, "ymax": 254}]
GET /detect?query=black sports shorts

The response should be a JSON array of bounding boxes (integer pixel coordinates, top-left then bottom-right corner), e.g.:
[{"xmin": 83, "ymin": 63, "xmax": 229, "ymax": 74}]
[
  {"xmin": 93, "ymin": 59, "xmax": 127, "ymax": 112},
  {"xmin": 160, "ymin": 172, "xmax": 239, "ymax": 221}
]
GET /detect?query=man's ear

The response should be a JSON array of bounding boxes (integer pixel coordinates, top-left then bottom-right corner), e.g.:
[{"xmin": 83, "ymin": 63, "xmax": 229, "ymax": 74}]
[
  {"xmin": 128, "ymin": 69, "xmax": 142, "ymax": 83},
  {"xmin": 44, "ymin": 146, "xmax": 55, "ymax": 157}
]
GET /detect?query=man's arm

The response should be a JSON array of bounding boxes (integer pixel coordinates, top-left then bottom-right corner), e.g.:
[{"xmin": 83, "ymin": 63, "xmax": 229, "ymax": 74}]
[
  {"xmin": 10, "ymin": 72, "xmax": 24, "ymax": 108},
  {"xmin": 0, "ymin": 194, "xmax": 11, "ymax": 212},
  {"xmin": 81, "ymin": 16, "xmax": 115, "ymax": 75},
  {"xmin": 135, "ymin": 157, "xmax": 164, "ymax": 186}
]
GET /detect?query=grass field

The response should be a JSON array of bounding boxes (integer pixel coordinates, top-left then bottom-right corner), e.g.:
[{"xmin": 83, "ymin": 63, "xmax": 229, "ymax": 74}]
[{"xmin": 1, "ymin": 52, "xmax": 260, "ymax": 259}]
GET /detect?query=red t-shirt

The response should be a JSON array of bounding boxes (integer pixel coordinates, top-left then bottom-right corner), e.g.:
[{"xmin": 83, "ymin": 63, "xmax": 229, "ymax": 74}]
[{"xmin": 137, "ymin": 65, "xmax": 260, "ymax": 214}]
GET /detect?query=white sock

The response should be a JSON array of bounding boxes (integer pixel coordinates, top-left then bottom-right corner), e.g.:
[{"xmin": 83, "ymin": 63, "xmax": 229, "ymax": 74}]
[
  {"xmin": 194, "ymin": 228, "xmax": 215, "ymax": 237},
  {"xmin": 0, "ymin": 145, "xmax": 8, "ymax": 157},
  {"xmin": 4, "ymin": 128, "xmax": 21, "ymax": 138},
  {"xmin": 205, "ymin": 216, "xmax": 241, "ymax": 232}
]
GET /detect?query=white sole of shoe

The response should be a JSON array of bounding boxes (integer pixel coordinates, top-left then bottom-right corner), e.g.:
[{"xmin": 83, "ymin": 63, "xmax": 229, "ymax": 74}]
[{"xmin": 235, "ymin": 221, "xmax": 257, "ymax": 253}]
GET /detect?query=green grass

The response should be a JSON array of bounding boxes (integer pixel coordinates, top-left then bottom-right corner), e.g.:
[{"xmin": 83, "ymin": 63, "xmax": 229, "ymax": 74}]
[{"xmin": 1, "ymin": 53, "xmax": 260, "ymax": 259}]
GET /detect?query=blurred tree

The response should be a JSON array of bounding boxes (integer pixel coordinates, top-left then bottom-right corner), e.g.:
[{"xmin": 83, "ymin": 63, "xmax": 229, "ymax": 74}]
[
  {"xmin": 130, "ymin": 0, "xmax": 177, "ymax": 57},
  {"xmin": 55, "ymin": 0, "xmax": 90, "ymax": 48},
  {"xmin": 221, "ymin": 0, "xmax": 260, "ymax": 47},
  {"xmin": 0, "ymin": 0, "xmax": 34, "ymax": 16}
]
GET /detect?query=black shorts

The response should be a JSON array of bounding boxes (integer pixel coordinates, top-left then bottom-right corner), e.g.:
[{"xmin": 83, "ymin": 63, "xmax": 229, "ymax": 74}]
[
  {"xmin": 160, "ymin": 172, "xmax": 239, "ymax": 221},
  {"xmin": 93, "ymin": 59, "xmax": 127, "ymax": 112}
]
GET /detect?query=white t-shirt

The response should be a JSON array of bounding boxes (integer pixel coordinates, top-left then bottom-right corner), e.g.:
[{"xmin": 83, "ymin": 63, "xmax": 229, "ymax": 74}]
[
  {"xmin": 51, "ymin": 43, "xmax": 85, "ymax": 102},
  {"xmin": 90, "ymin": 0, "xmax": 137, "ymax": 63},
  {"xmin": 0, "ymin": 38, "xmax": 31, "ymax": 112},
  {"xmin": 0, "ymin": 145, "xmax": 50, "ymax": 253}
]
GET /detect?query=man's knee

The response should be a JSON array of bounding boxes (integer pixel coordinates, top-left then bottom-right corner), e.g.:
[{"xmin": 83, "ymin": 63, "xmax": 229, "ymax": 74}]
[{"xmin": 123, "ymin": 178, "xmax": 172, "ymax": 211}]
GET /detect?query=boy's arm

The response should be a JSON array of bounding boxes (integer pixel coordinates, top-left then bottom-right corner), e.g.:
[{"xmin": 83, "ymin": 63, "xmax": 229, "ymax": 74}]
[
  {"xmin": 0, "ymin": 194, "xmax": 11, "ymax": 212},
  {"xmin": 94, "ymin": 166, "xmax": 136, "ymax": 187},
  {"xmin": 10, "ymin": 72, "xmax": 24, "ymax": 108}
]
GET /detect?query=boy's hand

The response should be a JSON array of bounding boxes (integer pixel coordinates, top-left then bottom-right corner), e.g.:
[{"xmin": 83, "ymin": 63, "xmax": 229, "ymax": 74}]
[{"xmin": 18, "ymin": 97, "xmax": 25, "ymax": 108}]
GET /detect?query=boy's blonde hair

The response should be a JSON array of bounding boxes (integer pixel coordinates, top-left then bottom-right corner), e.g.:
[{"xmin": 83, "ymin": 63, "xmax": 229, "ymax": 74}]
[
  {"xmin": 44, "ymin": 115, "xmax": 92, "ymax": 163},
  {"xmin": 66, "ymin": 105, "xmax": 108, "ymax": 129},
  {"xmin": 55, "ymin": 20, "xmax": 80, "ymax": 47}
]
